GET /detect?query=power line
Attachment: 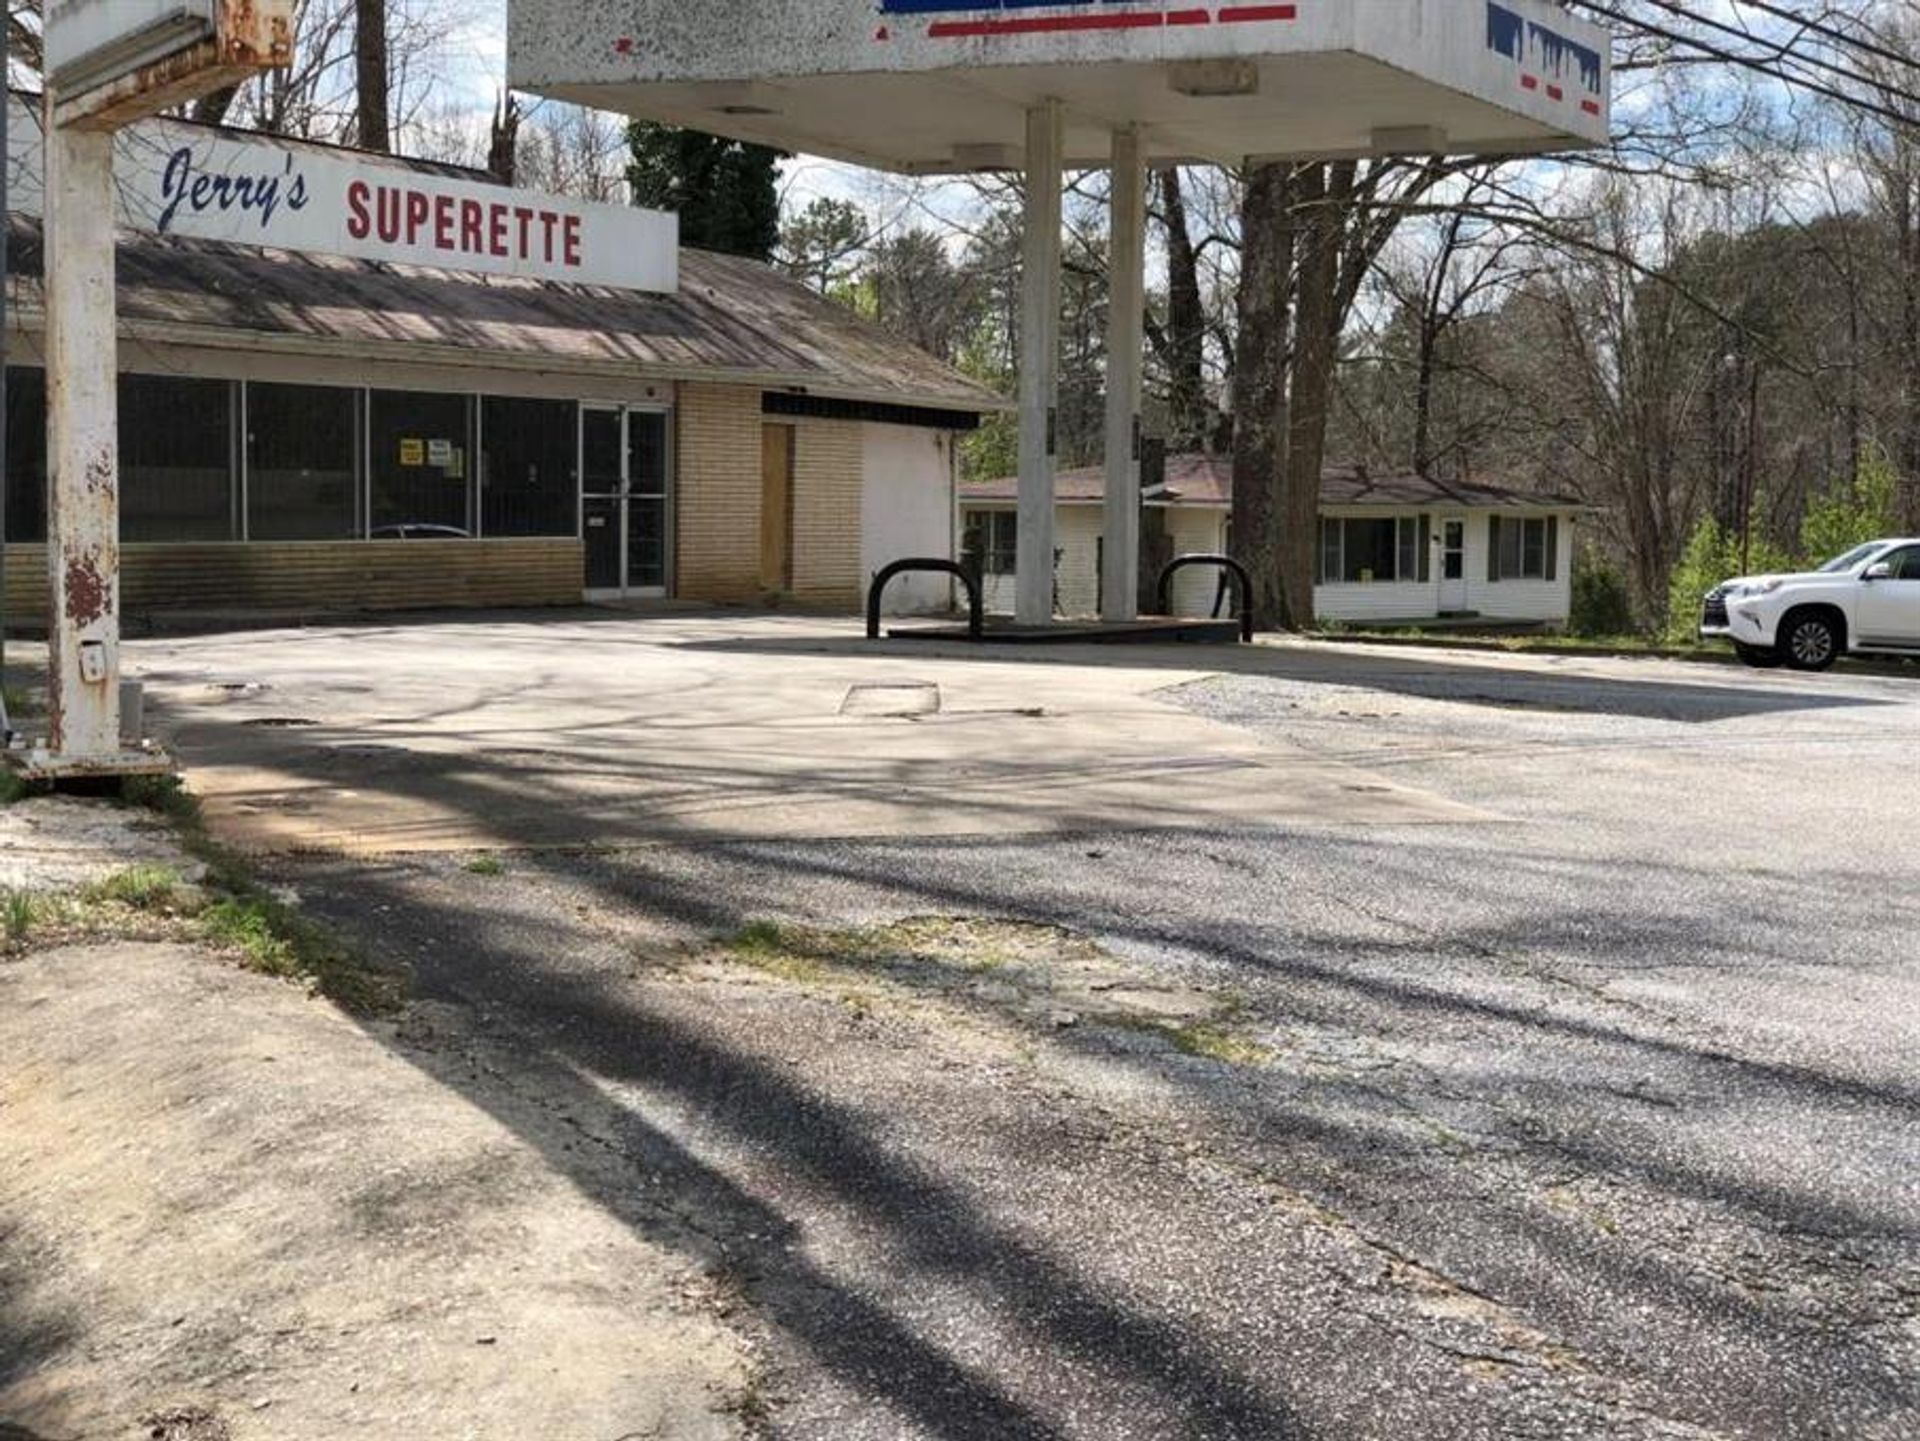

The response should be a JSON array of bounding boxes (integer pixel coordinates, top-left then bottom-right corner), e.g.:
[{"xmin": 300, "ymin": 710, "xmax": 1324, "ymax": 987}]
[
  {"xmin": 1727, "ymin": 0, "xmax": 1920, "ymax": 78},
  {"xmin": 1578, "ymin": 0, "xmax": 1920, "ymax": 129},
  {"xmin": 1638, "ymin": 0, "xmax": 1920, "ymax": 110}
]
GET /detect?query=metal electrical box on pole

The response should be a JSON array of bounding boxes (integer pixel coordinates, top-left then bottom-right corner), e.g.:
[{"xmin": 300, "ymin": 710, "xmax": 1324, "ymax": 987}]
[{"xmin": 16, "ymin": 0, "xmax": 291, "ymax": 782}]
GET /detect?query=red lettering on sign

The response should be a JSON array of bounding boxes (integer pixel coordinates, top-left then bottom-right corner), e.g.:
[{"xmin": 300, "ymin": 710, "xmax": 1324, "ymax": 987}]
[
  {"xmin": 514, "ymin": 205, "xmax": 535, "ymax": 257},
  {"xmin": 540, "ymin": 211, "xmax": 560, "ymax": 264},
  {"xmin": 405, "ymin": 190, "xmax": 431, "ymax": 244},
  {"xmin": 376, "ymin": 187, "xmax": 402, "ymax": 242},
  {"xmin": 346, "ymin": 180, "xmax": 371, "ymax": 240},
  {"xmin": 434, "ymin": 194, "xmax": 455, "ymax": 249},
  {"xmin": 461, "ymin": 198, "xmax": 484, "ymax": 253},
  {"xmin": 563, "ymin": 214, "xmax": 582, "ymax": 268},
  {"xmin": 489, "ymin": 203, "xmax": 509, "ymax": 258}
]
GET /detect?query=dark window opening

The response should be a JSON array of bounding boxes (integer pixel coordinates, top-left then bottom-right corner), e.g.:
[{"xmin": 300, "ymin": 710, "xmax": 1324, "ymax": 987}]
[
  {"xmin": 4, "ymin": 367, "xmax": 46, "ymax": 545},
  {"xmin": 122, "ymin": 373, "xmax": 234, "ymax": 542},
  {"xmin": 370, "ymin": 390, "xmax": 472, "ymax": 537},
  {"xmin": 247, "ymin": 382, "xmax": 361, "ymax": 541},
  {"xmin": 482, "ymin": 397, "xmax": 578, "ymax": 538},
  {"xmin": 1320, "ymin": 516, "xmax": 1422, "ymax": 584},
  {"xmin": 1489, "ymin": 515, "xmax": 1557, "ymax": 581},
  {"xmin": 963, "ymin": 510, "xmax": 1018, "ymax": 576}
]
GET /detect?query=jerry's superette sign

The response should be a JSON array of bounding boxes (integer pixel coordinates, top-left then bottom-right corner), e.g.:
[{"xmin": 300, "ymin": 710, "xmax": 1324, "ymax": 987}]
[{"xmin": 11, "ymin": 107, "xmax": 678, "ymax": 293}]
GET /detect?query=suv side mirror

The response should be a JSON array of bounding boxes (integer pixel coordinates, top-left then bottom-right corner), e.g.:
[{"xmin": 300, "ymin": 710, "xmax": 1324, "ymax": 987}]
[{"xmin": 1864, "ymin": 561, "xmax": 1895, "ymax": 582}]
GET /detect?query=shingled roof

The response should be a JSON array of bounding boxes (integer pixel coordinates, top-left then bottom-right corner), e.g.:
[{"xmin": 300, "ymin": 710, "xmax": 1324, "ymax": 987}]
[
  {"xmin": 4, "ymin": 216, "xmax": 1003, "ymax": 416},
  {"xmin": 963, "ymin": 454, "xmax": 1584, "ymax": 509}
]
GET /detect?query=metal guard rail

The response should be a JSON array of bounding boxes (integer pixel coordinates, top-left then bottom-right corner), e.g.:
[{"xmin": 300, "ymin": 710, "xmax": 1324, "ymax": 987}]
[
  {"xmin": 1157, "ymin": 554, "xmax": 1254, "ymax": 642},
  {"xmin": 867, "ymin": 558, "xmax": 984, "ymax": 641}
]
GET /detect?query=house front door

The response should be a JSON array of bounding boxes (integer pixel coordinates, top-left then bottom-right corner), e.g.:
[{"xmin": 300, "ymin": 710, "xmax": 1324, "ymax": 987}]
[{"xmin": 1438, "ymin": 516, "xmax": 1469, "ymax": 612}]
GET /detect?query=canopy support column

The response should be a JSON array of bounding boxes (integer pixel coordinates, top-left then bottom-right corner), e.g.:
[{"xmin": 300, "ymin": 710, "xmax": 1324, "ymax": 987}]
[
  {"xmin": 44, "ymin": 114, "xmax": 123, "ymax": 763},
  {"xmin": 1015, "ymin": 100, "xmax": 1062, "ymax": 626},
  {"xmin": 1101, "ymin": 126, "xmax": 1146, "ymax": 622}
]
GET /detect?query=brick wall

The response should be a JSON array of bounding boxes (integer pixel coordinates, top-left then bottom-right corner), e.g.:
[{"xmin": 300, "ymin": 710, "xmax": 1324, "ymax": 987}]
[
  {"xmin": 788, "ymin": 416, "xmax": 863, "ymax": 608},
  {"xmin": 674, "ymin": 384, "xmax": 865, "ymax": 609},
  {"xmin": 674, "ymin": 383, "xmax": 764, "ymax": 602},
  {"xmin": 0, "ymin": 540, "xmax": 582, "ymax": 629}
]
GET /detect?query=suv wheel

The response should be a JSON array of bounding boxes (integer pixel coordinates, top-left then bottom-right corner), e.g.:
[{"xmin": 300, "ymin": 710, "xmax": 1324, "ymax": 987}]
[
  {"xmin": 1734, "ymin": 642, "xmax": 1782, "ymax": 669},
  {"xmin": 1781, "ymin": 611, "xmax": 1841, "ymax": 672}
]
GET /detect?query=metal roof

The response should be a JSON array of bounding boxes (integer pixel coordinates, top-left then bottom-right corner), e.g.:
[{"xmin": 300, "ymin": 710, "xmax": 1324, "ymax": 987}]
[{"xmin": 4, "ymin": 215, "xmax": 1005, "ymax": 416}]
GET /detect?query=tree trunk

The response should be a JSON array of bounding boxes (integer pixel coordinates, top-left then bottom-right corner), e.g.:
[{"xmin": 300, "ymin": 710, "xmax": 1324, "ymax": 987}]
[
  {"xmin": 488, "ymin": 92, "xmax": 521, "ymax": 186},
  {"xmin": 1230, "ymin": 164, "xmax": 1296, "ymax": 631},
  {"xmin": 1279, "ymin": 162, "xmax": 1346, "ymax": 631},
  {"xmin": 355, "ymin": 0, "xmax": 391, "ymax": 153},
  {"xmin": 1157, "ymin": 168, "xmax": 1210, "ymax": 453}
]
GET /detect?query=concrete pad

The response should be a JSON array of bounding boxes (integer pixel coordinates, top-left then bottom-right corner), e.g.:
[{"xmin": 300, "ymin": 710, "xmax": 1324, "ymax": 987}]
[
  {"xmin": 0, "ymin": 942, "xmax": 750, "ymax": 1441},
  {"xmin": 126, "ymin": 614, "xmax": 1484, "ymax": 855}
]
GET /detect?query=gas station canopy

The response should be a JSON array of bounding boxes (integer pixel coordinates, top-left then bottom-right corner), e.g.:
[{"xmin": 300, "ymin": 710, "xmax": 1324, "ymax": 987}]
[{"xmin": 508, "ymin": 0, "xmax": 1611, "ymax": 172}]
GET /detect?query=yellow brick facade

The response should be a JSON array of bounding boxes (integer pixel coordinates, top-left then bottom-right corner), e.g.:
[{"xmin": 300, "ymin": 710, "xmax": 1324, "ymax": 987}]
[
  {"xmin": 673, "ymin": 383, "xmax": 865, "ymax": 608},
  {"xmin": 787, "ymin": 416, "xmax": 864, "ymax": 607},
  {"xmin": 673, "ymin": 383, "xmax": 765, "ymax": 602}
]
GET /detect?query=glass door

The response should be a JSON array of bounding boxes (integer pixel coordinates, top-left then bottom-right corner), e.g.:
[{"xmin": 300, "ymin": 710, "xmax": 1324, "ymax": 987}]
[
  {"xmin": 626, "ymin": 411, "xmax": 671, "ymax": 596},
  {"xmin": 582, "ymin": 406, "xmax": 625, "ymax": 596},
  {"xmin": 580, "ymin": 404, "xmax": 673, "ymax": 599}
]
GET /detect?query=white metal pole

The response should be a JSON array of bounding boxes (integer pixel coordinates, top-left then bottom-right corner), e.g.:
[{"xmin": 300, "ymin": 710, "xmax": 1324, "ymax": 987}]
[
  {"xmin": 44, "ymin": 112, "xmax": 122, "ymax": 760},
  {"xmin": 1101, "ymin": 126, "xmax": 1146, "ymax": 623},
  {"xmin": 1015, "ymin": 100, "xmax": 1062, "ymax": 626}
]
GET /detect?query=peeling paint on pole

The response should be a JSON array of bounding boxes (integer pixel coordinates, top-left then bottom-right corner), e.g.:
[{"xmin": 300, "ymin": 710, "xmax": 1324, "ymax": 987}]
[{"xmin": 44, "ymin": 111, "xmax": 121, "ymax": 758}]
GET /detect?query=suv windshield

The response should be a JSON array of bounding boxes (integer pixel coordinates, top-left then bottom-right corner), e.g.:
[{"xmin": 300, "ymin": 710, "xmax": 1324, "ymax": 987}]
[{"xmin": 1818, "ymin": 542, "xmax": 1886, "ymax": 574}]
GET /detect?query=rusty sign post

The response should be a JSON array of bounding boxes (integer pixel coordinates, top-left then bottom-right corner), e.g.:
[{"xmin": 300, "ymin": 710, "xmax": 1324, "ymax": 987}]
[{"xmin": 24, "ymin": 0, "xmax": 290, "ymax": 779}]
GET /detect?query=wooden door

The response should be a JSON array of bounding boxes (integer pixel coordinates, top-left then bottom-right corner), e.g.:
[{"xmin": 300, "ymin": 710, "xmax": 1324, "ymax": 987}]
[{"xmin": 760, "ymin": 424, "xmax": 794, "ymax": 591}]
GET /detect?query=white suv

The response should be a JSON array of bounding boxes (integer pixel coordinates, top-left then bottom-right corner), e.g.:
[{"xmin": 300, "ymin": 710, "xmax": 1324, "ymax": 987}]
[{"xmin": 1699, "ymin": 539, "xmax": 1920, "ymax": 671}]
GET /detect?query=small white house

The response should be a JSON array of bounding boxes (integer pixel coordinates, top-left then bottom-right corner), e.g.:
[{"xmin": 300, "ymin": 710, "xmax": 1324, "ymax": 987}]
[{"xmin": 960, "ymin": 456, "xmax": 1585, "ymax": 626}]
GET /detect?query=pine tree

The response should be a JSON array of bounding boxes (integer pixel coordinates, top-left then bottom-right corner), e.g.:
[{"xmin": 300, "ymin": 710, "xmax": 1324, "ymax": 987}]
[{"xmin": 626, "ymin": 124, "xmax": 785, "ymax": 261}]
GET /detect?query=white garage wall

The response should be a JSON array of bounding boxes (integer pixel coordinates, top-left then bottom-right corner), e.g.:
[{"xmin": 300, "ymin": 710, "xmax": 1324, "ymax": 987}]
[{"xmin": 862, "ymin": 423, "xmax": 955, "ymax": 613}]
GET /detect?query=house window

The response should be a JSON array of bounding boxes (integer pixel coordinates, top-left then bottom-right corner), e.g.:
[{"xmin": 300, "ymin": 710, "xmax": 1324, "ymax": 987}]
[
  {"xmin": 1489, "ymin": 515, "xmax": 1559, "ymax": 581},
  {"xmin": 122, "ymin": 374, "xmax": 236, "ymax": 542},
  {"xmin": 964, "ymin": 510, "xmax": 1018, "ymax": 575},
  {"xmin": 247, "ymin": 381, "xmax": 362, "ymax": 541},
  {"xmin": 481, "ymin": 397, "xmax": 579, "ymax": 538},
  {"xmin": 1319, "ymin": 516, "xmax": 1427, "ymax": 584}
]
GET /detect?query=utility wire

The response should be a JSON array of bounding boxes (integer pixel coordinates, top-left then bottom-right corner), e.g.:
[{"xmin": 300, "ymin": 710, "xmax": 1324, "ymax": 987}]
[
  {"xmin": 1638, "ymin": 0, "xmax": 1920, "ymax": 110},
  {"xmin": 1727, "ymin": 0, "xmax": 1920, "ymax": 77},
  {"xmin": 1578, "ymin": 0, "xmax": 1920, "ymax": 129}
]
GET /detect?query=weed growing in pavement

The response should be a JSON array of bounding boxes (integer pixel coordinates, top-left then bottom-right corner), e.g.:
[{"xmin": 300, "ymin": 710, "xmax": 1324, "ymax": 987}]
[
  {"xmin": 4, "ymin": 889, "xmax": 34, "ymax": 947},
  {"xmin": 1160, "ymin": 1020, "xmax": 1274, "ymax": 1067},
  {"xmin": 0, "ymin": 769, "xmax": 39, "ymax": 807},
  {"xmin": 83, "ymin": 864, "xmax": 194, "ymax": 913},
  {"xmin": 116, "ymin": 774, "xmax": 404, "ymax": 1014},
  {"xmin": 463, "ymin": 854, "xmax": 505, "ymax": 877}
]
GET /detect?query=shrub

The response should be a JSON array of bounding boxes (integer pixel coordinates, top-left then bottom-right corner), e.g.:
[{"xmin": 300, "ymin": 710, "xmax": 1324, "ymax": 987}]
[
  {"xmin": 1662, "ymin": 518, "xmax": 1792, "ymax": 645},
  {"xmin": 1801, "ymin": 452, "xmax": 1899, "ymax": 565},
  {"xmin": 1569, "ymin": 548, "xmax": 1637, "ymax": 638}
]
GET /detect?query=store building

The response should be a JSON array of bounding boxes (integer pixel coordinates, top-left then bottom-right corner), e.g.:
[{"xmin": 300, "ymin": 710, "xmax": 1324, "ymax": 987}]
[{"xmin": 1, "ymin": 102, "xmax": 998, "ymax": 630}]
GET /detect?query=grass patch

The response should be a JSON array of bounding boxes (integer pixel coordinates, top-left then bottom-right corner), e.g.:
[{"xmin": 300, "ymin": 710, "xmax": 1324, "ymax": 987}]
[
  {"xmin": 4, "ymin": 888, "xmax": 35, "ymax": 946},
  {"xmin": 115, "ymin": 774, "xmax": 403, "ymax": 1014},
  {"xmin": 82, "ymin": 863, "xmax": 194, "ymax": 912},
  {"xmin": 726, "ymin": 920, "xmax": 838, "ymax": 983},
  {"xmin": 463, "ymin": 853, "xmax": 505, "ymax": 877},
  {"xmin": 1161, "ymin": 1020, "xmax": 1274, "ymax": 1067}
]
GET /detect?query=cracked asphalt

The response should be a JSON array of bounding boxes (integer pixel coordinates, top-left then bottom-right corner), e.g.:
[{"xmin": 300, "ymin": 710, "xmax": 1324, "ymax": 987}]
[{"xmin": 164, "ymin": 629, "xmax": 1919, "ymax": 1440}]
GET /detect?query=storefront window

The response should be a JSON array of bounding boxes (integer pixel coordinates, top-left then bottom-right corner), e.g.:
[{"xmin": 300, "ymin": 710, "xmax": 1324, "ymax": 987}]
[
  {"xmin": 4, "ymin": 367, "xmax": 46, "ymax": 545},
  {"xmin": 122, "ymin": 374, "xmax": 234, "ymax": 541},
  {"xmin": 369, "ymin": 390, "xmax": 472, "ymax": 537},
  {"xmin": 247, "ymin": 382, "xmax": 361, "ymax": 541},
  {"xmin": 481, "ymin": 397, "xmax": 578, "ymax": 538}
]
